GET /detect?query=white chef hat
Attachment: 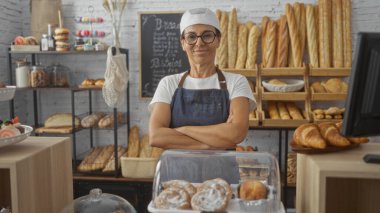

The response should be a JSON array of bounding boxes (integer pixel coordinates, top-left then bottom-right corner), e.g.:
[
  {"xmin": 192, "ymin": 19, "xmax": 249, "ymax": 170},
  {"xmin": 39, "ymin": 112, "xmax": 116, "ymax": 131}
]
[{"xmin": 180, "ymin": 8, "xmax": 220, "ymax": 35}]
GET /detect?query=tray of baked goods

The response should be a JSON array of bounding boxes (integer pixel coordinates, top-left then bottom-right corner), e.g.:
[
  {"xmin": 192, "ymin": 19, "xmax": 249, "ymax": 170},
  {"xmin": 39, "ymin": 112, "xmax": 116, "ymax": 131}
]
[
  {"xmin": 261, "ymin": 101, "xmax": 310, "ymax": 127},
  {"xmin": 148, "ymin": 150, "xmax": 285, "ymax": 213},
  {"xmin": 261, "ymin": 78, "xmax": 306, "ymax": 100},
  {"xmin": 0, "ymin": 117, "xmax": 33, "ymax": 149},
  {"xmin": 291, "ymin": 121, "xmax": 369, "ymax": 154},
  {"xmin": 311, "ymin": 107, "xmax": 345, "ymax": 123},
  {"xmin": 78, "ymin": 78, "xmax": 105, "ymax": 89},
  {"xmin": 310, "ymin": 78, "xmax": 348, "ymax": 100}
]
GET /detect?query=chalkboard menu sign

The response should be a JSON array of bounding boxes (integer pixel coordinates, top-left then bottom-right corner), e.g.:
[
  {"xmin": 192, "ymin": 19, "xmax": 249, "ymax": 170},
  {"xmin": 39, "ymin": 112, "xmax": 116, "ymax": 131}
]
[{"xmin": 139, "ymin": 12, "xmax": 190, "ymax": 98}]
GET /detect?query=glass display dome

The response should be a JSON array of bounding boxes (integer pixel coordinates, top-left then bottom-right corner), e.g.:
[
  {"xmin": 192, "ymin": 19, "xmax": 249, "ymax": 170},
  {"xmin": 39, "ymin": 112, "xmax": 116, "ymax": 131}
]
[{"xmin": 61, "ymin": 188, "xmax": 137, "ymax": 213}]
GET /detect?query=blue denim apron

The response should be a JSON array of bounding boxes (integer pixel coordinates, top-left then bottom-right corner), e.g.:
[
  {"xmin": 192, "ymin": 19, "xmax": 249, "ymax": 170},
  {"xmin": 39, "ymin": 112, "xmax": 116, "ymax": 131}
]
[{"xmin": 161, "ymin": 68, "xmax": 240, "ymax": 184}]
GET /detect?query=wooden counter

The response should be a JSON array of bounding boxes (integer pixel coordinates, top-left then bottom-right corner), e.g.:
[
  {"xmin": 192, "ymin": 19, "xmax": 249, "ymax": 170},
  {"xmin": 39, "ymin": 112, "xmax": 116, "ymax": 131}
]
[
  {"xmin": 0, "ymin": 136, "xmax": 73, "ymax": 213},
  {"xmin": 296, "ymin": 143, "xmax": 380, "ymax": 213}
]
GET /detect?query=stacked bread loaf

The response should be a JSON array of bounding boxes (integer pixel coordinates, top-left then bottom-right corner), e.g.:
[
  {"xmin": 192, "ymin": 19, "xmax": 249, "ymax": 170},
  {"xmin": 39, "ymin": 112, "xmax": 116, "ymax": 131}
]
[
  {"xmin": 267, "ymin": 101, "xmax": 305, "ymax": 120},
  {"xmin": 312, "ymin": 107, "xmax": 345, "ymax": 120}
]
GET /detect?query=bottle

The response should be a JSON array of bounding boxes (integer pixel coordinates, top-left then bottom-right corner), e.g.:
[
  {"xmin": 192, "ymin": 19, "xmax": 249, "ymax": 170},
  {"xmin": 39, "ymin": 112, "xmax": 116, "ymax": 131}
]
[
  {"xmin": 47, "ymin": 24, "xmax": 55, "ymax": 51},
  {"xmin": 41, "ymin": 34, "xmax": 48, "ymax": 51},
  {"xmin": 15, "ymin": 60, "xmax": 30, "ymax": 88}
]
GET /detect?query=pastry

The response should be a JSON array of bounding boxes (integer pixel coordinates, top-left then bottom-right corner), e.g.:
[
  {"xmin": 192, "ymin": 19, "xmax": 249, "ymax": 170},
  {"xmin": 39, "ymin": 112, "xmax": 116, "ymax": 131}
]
[
  {"xmin": 191, "ymin": 188, "xmax": 228, "ymax": 212},
  {"xmin": 127, "ymin": 126, "xmax": 140, "ymax": 157},
  {"xmin": 55, "ymin": 41, "xmax": 70, "ymax": 52},
  {"xmin": 44, "ymin": 113, "xmax": 81, "ymax": 128},
  {"xmin": 92, "ymin": 145, "xmax": 114, "ymax": 170},
  {"xmin": 335, "ymin": 122, "xmax": 369, "ymax": 144},
  {"xmin": 306, "ymin": 4, "xmax": 319, "ymax": 68},
  {"xmin": 94, "ymin": 78, "xmax": 105, "ymax": 87},
  {"xmin": 321, "ymin": 78, "xmax": 344, "ymax": 93},
  {"xmin": 286, "ymin": 102, "xmax": 304, "ymax": 120},
  {"xmin": 81, "ymin": 79, "xmax": 95, "ymax": 86},
  {"xmin": 239, "ymin": 180, "xmax": 268, "ymax": 200},
  {"xmin": 235, "ymin": 24, "xmax": 248, "ymax": 69},
  {"xmin": 162, "ymin": 180, "xmax": 196, "ymax": 197},
  {"xmin": 154, "ymin": 187, "xmax": 191, "ymax": 210},
  {"xmin": 313, "ymin": 109, "xmax": 324, "ymax": 115},
  {"xmin": 293, "ymin": 123, "xmax": 327, "ymax": 149},
  {"xmin": 324, "ymin": 107, "xmax": 345, "ymax": 115},
  {"xmin": 332, "ymin": 0, "xmax": 344, "ymax": 68},
  {"xmin": 228, "ymin": 8, "xmax": 238, "ymax": 68},
  {"xmin": 318, "ymin": 122, "xmax": 350, "ymax": 147}
]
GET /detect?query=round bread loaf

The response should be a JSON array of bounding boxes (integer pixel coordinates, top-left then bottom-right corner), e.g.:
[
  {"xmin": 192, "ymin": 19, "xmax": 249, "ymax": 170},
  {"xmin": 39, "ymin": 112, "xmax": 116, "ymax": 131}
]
[{"xmin": 239, "ymin": 180, "xmax": 268, "ymax": 200}]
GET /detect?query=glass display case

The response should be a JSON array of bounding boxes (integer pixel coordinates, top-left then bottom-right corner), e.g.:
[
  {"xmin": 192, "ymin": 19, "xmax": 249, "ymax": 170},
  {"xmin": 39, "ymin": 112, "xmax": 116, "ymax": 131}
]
[{"xmin": 148, "ymin": 150, "xmax": 284, "ymax": 213}]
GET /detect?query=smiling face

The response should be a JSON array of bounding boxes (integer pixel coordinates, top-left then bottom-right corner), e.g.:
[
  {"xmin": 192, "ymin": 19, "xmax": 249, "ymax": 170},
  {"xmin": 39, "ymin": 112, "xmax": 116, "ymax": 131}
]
[{"xmin": 181, "ymin": 24, "xmax": 220, "ymax": 67}]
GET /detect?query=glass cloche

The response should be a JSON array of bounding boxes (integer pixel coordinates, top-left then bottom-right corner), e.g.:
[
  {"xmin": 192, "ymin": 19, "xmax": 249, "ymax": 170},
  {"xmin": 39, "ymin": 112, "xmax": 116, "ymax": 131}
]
[{"xmin": 61, "ymin": 188, "xmax": 137, "ymax": 213}]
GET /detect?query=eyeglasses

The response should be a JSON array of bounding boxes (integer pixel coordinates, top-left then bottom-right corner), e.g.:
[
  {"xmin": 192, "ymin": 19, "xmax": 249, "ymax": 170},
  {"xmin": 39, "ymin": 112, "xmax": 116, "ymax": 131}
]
[{"xmin": 183, "ymin": 31, "xmax": 217, "ymax": 45}]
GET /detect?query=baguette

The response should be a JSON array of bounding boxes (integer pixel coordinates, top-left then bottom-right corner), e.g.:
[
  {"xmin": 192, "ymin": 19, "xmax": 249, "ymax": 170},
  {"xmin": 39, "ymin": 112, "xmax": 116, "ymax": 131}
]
[
  {"xmin": 92, "ymin": 145, "xmax": 115, "ymax": 170},
  {"xmin": 332, "ymin": 0, "xmax": 344, "ymax": 68},
  {"xmin": 102, "ymin": 146, "xmax": 127, "ymax": 172},
  {"xmin": 151, "ymin": 147, "xmax": 164, "ymax": 158},
  {"xmin": 216, "ymin": 9, "xmax": 222, "ymax": 21},
  {"xmin": 314, "ymin": 5, "xmax": 319, "ymax": 66},
  {"xmin": 299, "ymin": 3, "xmax": 306, "ymax": 63},
  {"xmin": 217, "ymin": 11, "xmax": 229, "ymax": 68},
  {"xmin": 276, "ymin": 15, "xmax": 289, "ymax": 67},
  {"xmin": 245, "ymin": 25, "xmax": 260, "ymax": 69},
  {"xmin": 139, "ymin": 134, "xmax": 153, "ymax": 158},
  {"xmin": 245, "ymin": 21, "xmax": 255, "ymax": 30},
  {"xmin": 286, "ymin": 4, "xmax": 302, "ymax": 67},
  {"xmin": 127, "ymin": 126, "xmax": 140, "ymax": 157},
  {"xmin": 228, "ymin": 8, "xmax": 238, "ymax": 68},
  {"xmin": 342, "ymin": 0, "xmax": 352, "ymax": 67},
  {"xmin": 77, "ymin": 147, "xmax": 102, "ymax": 172},
  {"xmin": 277, "ymin": 102, "xmax": 291, "ymax": 120},
  {"xmin": 306, "ymin": 4, "xmax": 319, "ymax": 68},
  {"xmin": 268, "ymin": 101, "xmax": 280, "ymax": 119},
  {"xmin": 286, "ymin": 102, "xmax": 304, "ymax": 120},
  {"xmin": 81, "ymin": 112, "xmax": 105, "ymax": 128},
  {"xmin": 318, "ymin": 122, "xmax": 350, "ymax": 147},
  {"xmin": 264, "ymin": 21, "xmax": 277, "ymax": 68},
  {"xmin": 319, "ymin": 0, "xmax": 332, "ymax": 68},
  {"xmin": 261, "ymin": 16, "xmax": 270, "ymax": 67},
  {"xmin": 293, "ymin": 123, "xmax": 327, "ymax": 149},
  {"xmin": 235, "ymin": 24, "xmax": 249, "ymax": 69}
]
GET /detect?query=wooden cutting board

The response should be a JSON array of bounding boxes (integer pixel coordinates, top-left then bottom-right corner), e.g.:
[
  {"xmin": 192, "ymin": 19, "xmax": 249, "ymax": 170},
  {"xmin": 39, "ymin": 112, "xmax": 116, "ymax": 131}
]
[{"xmin": 35, "ymin": 126, "xmax": 73, "ymax": 134}]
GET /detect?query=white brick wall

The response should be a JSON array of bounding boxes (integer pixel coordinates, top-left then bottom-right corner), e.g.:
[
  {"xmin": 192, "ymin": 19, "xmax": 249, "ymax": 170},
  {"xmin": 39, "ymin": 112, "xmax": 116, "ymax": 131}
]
[{"xmin": 3, "ymin": 0, "xmax": 379, "ymax": 156}]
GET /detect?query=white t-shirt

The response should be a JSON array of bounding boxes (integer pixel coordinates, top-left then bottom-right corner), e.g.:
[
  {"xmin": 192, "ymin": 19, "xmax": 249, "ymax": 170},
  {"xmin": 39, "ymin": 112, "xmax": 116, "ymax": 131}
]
[{"xmin": 149, "ymin": 71, "xmax": 256, "ymax": 112}]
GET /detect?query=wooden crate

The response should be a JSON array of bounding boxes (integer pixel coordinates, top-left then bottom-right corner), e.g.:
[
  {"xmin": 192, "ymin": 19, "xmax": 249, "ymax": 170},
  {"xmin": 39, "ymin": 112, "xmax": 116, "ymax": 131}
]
[
  {"xmin": 309, "ymin": 67, "xmax": 351, "ymax": 76},
  {"xmin": 223, "ymin": 65, "xmax": 258, "ymax": 77},
  {"xmin": 261, "ymin": 87, "xmax": 307, "ymax": 100},
  {"xmin": 261, "ymin": 101, "xmax": 310, "ymax": 127},
  {"xmin": 310, "ymin": 88, "xmax": 347, "ymax": 101},
  {"xmin": 260, "ymin": 64, "xmax": 306, "ymax": 76}
]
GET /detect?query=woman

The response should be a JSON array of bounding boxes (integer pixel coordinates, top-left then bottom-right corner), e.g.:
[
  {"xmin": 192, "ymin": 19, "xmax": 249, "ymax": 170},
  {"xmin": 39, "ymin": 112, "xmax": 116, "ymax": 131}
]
[{"xmin": 149, "ymin": 8, "xmax": 256, "ymax": 151}]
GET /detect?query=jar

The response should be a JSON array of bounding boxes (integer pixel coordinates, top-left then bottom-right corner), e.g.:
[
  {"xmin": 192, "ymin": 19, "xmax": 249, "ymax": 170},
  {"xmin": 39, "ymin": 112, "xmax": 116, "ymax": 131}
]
[
  {"xmin": 30, "ymin": 66, "xmax": 48, "ymax": 87},
  {"xmin": 41, "ymin": 34, "xmax": 48, "ymax": 51},
  {"xmin": 50, "ymin": 64, "xmax": 70, "ymax": 87},
  {"xmin": 60, "ymin": 188, "xmax": 137, "ymax": 213},
  {"xmin": 15, "ymin": 60, "xmax": 30, "ymax": 88}
]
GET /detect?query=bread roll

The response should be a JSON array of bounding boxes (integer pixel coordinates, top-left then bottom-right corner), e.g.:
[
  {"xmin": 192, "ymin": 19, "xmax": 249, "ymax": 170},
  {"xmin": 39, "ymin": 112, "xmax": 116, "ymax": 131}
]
[
  {"xmin": 235, "ymin": 24, "xmax": 248, "ymax": 69},
  {"xmin": 139, "ymin": 134, "xmax": 153, "ymax": 158},
  {"xmin": 306, "ymin": 4, "xmax": 319, "ymax": 68},
  {"xmin": 228, "ymin": 8, "xmax": 238, "ymax": 68},
  {"xmin": 268, "ymin": 101, "xmax": 280, "ymax": 119},
  {"xmin": 318, "ymin": 122, "xmax": 350, "ymax": 147},
  {"xmin": 286, "ymin": 102, "xmax": 304, "ymax": 120},
  {"xmin": 261, "ymin": 16, "xmax": 270, "ymax": 67},
  {"xmin": 81, "ymin": 112, "xmax": 105, "ymax": 128},
  {"xmin": 268, "ymin": 79, "xmax": 286, "ymax": 85},
  {"xmin": 45, "ymin": 113, "xmax": 81, "ymax": 128},
  {"xmin": 217, "ymin": 11, "xmax": 229, "ymax": 68},
  {"xmin": 127, "ymin": 126, "xmax": 140, "ymax": 157},
  {"xmin": 263, "ymin": 21, "xmax": 277, "ymax": 68},
  {"xmin": 95, "ymin": 78, "xmax": 105, "ymax": 87},
  {"xmin": 277, "ymin": 102, "xmax": 291, "ymax": 120},
  {"xmin": 319, "ymin": 0, "xmax": 332, "ymax": 68},
  {"xmin": 245, "ymin": 25, "xmax": 260, "ymax": 69},
  {"xmin": 332, "ymin": 0, "xmax": 344, "ymax": 68},
  {"xmin": 286, "ymin": 4, "xmax": 302, "ymax": 67},
  {"xmin": 324, "ymin": 107, "xmax": 345, "ymax": 115},
  {"xmin": 293, "ymin": 123, "xmax": 327, "ymax": 149},
  {"xmin": 276, "ymin": 15, "xmax": 289, "ymax": 67},
  {"xmin": 342, "ymin": 0, "xmax": 352, "ymax": 67}
]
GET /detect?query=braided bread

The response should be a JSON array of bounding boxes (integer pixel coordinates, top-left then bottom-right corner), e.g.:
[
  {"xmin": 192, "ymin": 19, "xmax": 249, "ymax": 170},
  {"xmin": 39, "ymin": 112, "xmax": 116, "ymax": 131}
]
[{"xmin": 306, "ymin": 4, "xmax": 319, "ymax": 68}]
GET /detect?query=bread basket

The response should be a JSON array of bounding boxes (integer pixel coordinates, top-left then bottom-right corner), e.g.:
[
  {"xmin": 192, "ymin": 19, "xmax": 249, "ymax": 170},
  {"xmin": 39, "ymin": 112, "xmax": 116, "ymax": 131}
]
[{"xmin": 262, "ymin": 79, "xmax": 304, "ymax": 92}]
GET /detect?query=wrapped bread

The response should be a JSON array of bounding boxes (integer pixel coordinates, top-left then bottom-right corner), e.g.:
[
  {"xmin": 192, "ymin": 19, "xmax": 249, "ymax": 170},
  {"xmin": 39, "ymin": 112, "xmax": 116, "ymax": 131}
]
[
  {"xmin": 277, "ymin": 102, "xmax": 291, "ymax": 120},
  {"xmin": 318, "ymin": 0, "xmax": 332, "ymax": 68},
  {"xmin": 235, "ymin": 24, "xmax": 248, "ymax": 69},
  {"xmin": 276, "ymin": 15, "xmax": 289, "ymax": 67},
  {"xmin": 332, "ymin": 0, "xmax": 344, "ymax": 68},
  {"xmin": 263, "ymin": 21, "xmax": 277, "ymax": 68},
  {"xmin": 286, "ymin": 102, "xmax": 304, "ymax": 120},
  {"xmin": 306, "ymin": 4, "xmax": 319, "ymax": 68},
  {"xmin": 293, "ymin": 123, "xmax": 327, "ymax": 149},
  {"xmin": 127, "ymin": 126, "xmax": 140, "ymax": 157},
  {"xmin": 342, "ymin": 0, "xmax": 352, "ymax": 67},
  {"xmin": 81, "ymin": 112, "xmax": 105, "ymax": 128},
  {"xmin": 228, "ymin": 8, "xmax": 238, "ymax": 68},
  {"xmin": 286, "ymin": 4, "xmax": 302, "ymax": 67},
  {"xmin": 318, "ymin": 122, "xmax": 350, "ymax": 147},
  {"xmin": 45, "ymin": 113, "xmax": 81, "ymax": 128},
  {"xmin": 139, "ymin": 134, "xmax": 153, "ymax": 158},
  {"xmin": 245, "ymin": 25, "xmax": 260, "ymax": 69},
  {"xmin": 268, "ymin": 101, "xmax": 280, "ymax": 119},
  {"xmin": 217, "ymin": 11, "xmax": 229, "ymax": 68}
]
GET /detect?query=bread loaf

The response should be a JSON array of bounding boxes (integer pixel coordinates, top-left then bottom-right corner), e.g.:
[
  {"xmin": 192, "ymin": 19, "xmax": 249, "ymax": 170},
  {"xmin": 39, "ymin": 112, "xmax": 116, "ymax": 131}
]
[
  {"xmin": 102, "ymin": 146, "xmax": 127, "ymax": 172},
  {"xmin": 45, "ymin": 113, "xmax": 81, "ymax": 128},
  {"xmin": 293, "ymin": 123, "xmax": 327, "ymax": 149},
  {"xmin": 311, "ymin": 81, "xmax": 326, "ymax": 93},
  {"xmin": 332, "ymin": 0, "xmax": 344, "ymax": 68},
  {"xmin": 98, "ymin": 112, "xmax": 123, "ymax": 128},
  {"xmin": 277, "ymin": 102, "xmax": 291, "ymax": 120},
  {"xmin": 77, "ymin": 147, "xmax": 102, "ymax": 172},
  {"xmin": 318, "ymin": 122, "xmax": 350, "ymax": 147},
  {"xmin": 261, "ymin": 16, "xmax": 270, "ymax": 67},
  {"xmin": 81, "ymin": 112, "xmax": 105, "ymax": 128},
  {"xmin": 245, "ymin": 25, "xmax": 260, "ymax": 69},
  {"xmin": 139, "ymin": 134, "xmax": 153, "ymax": 158},
  {"xmin": 306, "ymin": 4, "xmax": 319, "ymax": 68},
  {"xmin": 286, "ymin": 4, "xmax": 302, "ymax": 67},
  {"xmin": 228, "ymin": 8, "xmax": 238, "ymax": 68},
  {"xmin": 217, "ymin": 11, "xmax": 229, "ymax": 68},
  {"xmin": 286, "ymin": 102, "xmax": 304, "ymax": 120},
  {"xmin": 342, "ymin": 0, "xmax": 352, "ymax": 67},
  {"xmin": 268, "ymin": 101, "xmax": 280, "ymax": 119},
  {"xmin": 299, "ymin": 3, "xmax": 306, "ymax": 63},
  {"xmin": 235, "ymin": 24, "xmax": 248, "ymax": 69},
  {"xmin": 127, "ymin": 126, "xmax": 140, "ymax": 157},
  {"xmin": 319, "ymin": 0, "xmax": 332, "ymax": 68},
  {"xmin": 92, "ymin": 145, "xmax": 114, "ymax": 170},
  {"xmin": 263, "ymin": 21, "xmax": 277, "ymax": 68},
  {"xmin": 268, "ymin": 79, "xmax": 286, "ymax": 85},
  {"xmin": 151, "ymin": 147, "xmax": 164, "ymax": 158},
  {"xmin": 335, "ymin": 122, "xmax": 369, "ymax": 144},
  {"xmin": 276, "ymin": 15, "xmax": 289, "ymax": 67},
  {"xmin": 321, "ymin": 78, "xmax": 344, "ymax": 93}
]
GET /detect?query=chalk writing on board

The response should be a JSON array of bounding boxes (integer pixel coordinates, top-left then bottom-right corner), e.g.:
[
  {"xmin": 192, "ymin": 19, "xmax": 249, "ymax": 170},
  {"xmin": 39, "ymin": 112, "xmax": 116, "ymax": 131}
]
[{"xmin": 140, "ymin": 12, "xmax": 189, "ymax": 98}]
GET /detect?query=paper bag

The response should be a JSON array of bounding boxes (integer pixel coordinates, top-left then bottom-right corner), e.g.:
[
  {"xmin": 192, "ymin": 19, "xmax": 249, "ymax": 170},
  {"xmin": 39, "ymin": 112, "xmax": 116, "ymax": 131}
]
[{"xmin": 30, "ymin": 0, "xmax": 62, "ymax": 40}]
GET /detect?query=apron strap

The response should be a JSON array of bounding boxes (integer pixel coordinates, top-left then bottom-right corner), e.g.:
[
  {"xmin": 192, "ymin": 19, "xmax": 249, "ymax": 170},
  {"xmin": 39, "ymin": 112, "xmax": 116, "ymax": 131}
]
[{"xmin": 178, "ymin": 67, "xmax": 227, "ymax": 89}]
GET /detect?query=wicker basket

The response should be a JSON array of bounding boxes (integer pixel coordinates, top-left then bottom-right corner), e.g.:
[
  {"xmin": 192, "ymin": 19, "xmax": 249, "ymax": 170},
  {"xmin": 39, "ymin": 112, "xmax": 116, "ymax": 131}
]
[
  {"xmin": 121, "ymin": 157, "xmax": 158, "ymax": 178},
  {"xmin": 287, "ymin": 152, "xmax": 297, "ymax": 185}
]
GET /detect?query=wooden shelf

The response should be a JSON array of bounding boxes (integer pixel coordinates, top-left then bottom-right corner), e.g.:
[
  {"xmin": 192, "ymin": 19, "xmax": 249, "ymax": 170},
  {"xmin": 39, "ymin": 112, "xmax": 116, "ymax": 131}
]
[
  {"xmin": 261, "ymin": 87, "xmax": 307, "ymax": 100},
  {"xmin": 223, "ymin": 68, "xmax": 257, "ymax": 77},
  {"xmin": 311, "ymin": 92, "xmax": 347, "ymax": 101},
  {"xmin": 261, "ymin": 65, "xmax": 306, "ymax": 76},
  {"xmin": 309, "ymin": 67, "xmax": 351, "ymax": 76},
  {"xmin": 260, "ymin": 111, "xmax": 309, "ymax": 128}
]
